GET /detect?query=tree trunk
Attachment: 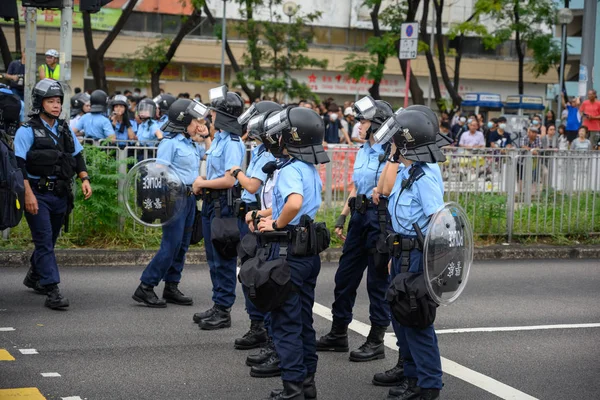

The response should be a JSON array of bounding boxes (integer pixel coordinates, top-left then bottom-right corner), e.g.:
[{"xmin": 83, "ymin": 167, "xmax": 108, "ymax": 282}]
[
  {"xmin": 419, "ymin": 0, "xmax": 444, "ymax": 109},
  {"xmin": 367, "ymin": 1, "xmax": 383, "ymax": 100},
  {"xmin": 368, "ymin": 82, "xmax": 381, "ymax": 100},
  {"xmin": 151, "ymin": 70, "xmax": 160, "ymax": 98},
  {"xmin": 399, "ymin": 0, "xmax": 424, "ymax": 105},
  {"xmin": 13, "ymin": 19, "xmax": 21, "ymax": 55},
  {"xmin": 433, "ymin": 0, "xmax": 461, "ymax": 109},
  {"xmin": 514, "ymin": 1, "xmax": 524, "ymax": 95},
  {"xmin": 0, "ymin": 26, "xmax": 12, "ymax": 68}
]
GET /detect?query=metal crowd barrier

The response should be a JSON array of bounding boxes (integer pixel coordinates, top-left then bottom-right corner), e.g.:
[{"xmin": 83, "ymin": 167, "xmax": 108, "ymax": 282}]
[{"xmin": 3, "ymin": 141, "xmax": 599, "ymax": 241}]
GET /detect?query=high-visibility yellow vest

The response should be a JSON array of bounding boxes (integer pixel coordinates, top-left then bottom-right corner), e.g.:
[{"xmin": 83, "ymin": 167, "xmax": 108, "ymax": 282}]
[{"xmin": 42, "ymin": 64, "xmax": 61, "ymax": 80}]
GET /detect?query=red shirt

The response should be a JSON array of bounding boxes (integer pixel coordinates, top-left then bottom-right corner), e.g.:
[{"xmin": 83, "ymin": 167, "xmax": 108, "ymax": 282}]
[{"xmin": 580, "ymin": 100, "xmax": 600, "ymax": 131}]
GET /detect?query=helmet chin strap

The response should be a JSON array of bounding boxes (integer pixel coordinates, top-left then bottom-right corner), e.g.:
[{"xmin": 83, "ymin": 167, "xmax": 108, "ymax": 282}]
[
  {"xmin": 41, "ymin": 109, "xmax": 59, "ymax": 120},
  {"xmin": 365, "ymin": 126, "xmax": 373, "ymax": 141}
]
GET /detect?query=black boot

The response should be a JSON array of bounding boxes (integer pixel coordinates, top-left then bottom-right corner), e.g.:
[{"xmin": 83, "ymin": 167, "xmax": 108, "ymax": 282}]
[
  {"xmin": 373, "ymin": 353, "xmax": 405, "ymax": 386},
  {"xmin": 315, "ymin": 320, "xmax": 348, "ymax": 352},
  {"xmin": 250, "ymin": 352, "xmax": 281, "ymax": 378},
  {"xmin": 388, "ymin": 377, "xmax": 418, "ymax": 398},
  {"xmin": 162, "ymin": 282, "xmax": 193, "ymax": 305},
  {"xmin": 267, "ymin": 381, "xmax": 304, "ymax": 400},
  {"xmin": 193, "ymin": 304, "xmax": 217, "ymax": 323},
  {"xmin": 349, "ymin": 325, "xmax": 386, "ymax": 362},
  {"xmin": 132, "ymin": 283, "xmax": 167, "ymax": 308},
  {"xmin": 198, "ymin": 305, "xmax": 231, "ymax": 330},
  {"xmin": 235, "ymin": 320, "xmax": 268, "ymax": 350},
  {"xmin": 23, "ymin": 268, "xmax": 48, "ymax": 294},
  {"xmin": 387, "ymin": 384, "xmax": 421, "ymax": 400},
  {"xmin": 419, "ymin": 389, "xmax": 440, "ymax": 400},
  {"xmin": 44, "ymin": 285, "xmax": 69, "ymax": 310},
  {"xmin": 271, "ymin": 374, "xmax": 316, "ymax": 399},
  {"xmin": 247, "ymin": 338, "xmax": 275, "ymax": 366}
]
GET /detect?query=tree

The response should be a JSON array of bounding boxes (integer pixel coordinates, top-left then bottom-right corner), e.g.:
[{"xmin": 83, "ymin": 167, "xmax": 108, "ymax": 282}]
[
  {"xmin": 82, "ymin": 0, "xmax": 139, "ymax": 92},
  {"xmin": 476, "ymin": 0, "xmax": 557, "ymax": 94},
  {"xmin": 121, "ymin": 0, "xmax": 204, "ymax": 97},
  {"xmin": 204, "ymin": 0, "xmax": 327, "ymax": 102},
  {"xmin": 0, "ymin": 25, "xmax": 12, "ymax": 68}
]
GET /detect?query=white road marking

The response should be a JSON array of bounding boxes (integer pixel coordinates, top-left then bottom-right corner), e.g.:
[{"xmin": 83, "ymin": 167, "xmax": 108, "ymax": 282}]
[
  {"xmin": 19, "ymin": 348, "xmax": 39, "ymax": 355},
  {"xmin": 41, "ymin": 372, "xmax": 61, "ymax": 377},
  {"xmin": 61, "ymin": 397, "xmax": 83, "ymax": 400},
  {"xmin": 312, "ymin": 302, "xmax": 539, "ymax": 400},
  {"xmin": 0, "ymin": 327, "xmax": 15, "ymax": 331},
  {"xmin": 435, "ymin": 323, "xmax": 600, "ymax": 334}
]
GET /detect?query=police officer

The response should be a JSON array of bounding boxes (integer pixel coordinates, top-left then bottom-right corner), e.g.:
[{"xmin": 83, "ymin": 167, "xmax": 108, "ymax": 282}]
[
  {"xmin": 255, "ymin": 106, "xmax": 329, "ymax": 400},
  {"xmin": 14, "ymin": 79, "xmax": 92, "ymax": 309},
  {"xmin": 317, "ymin": 97, "xmax": 393, "ymax": 363},
  {"xmin": 69, "ymin": 92, "xmax": 90, "ymax": 132},
  {"xmin": 133, "ymin": 99, "xmax": 210, "ymax": 307},
  {"xmin": 0, "ymin": 83, "xmax": 25, "ymax": 136},
  {"xmin": 154, "ymin": 94, "xmax": 177, "ymax": 126},
  {"xmin": 229, "ymin": 101, "xmax": 282, "ymax": 352},
  {"xmin": 73, "ymin": 90, "xmax": 114, "ymax": 142},
  {"xmin": 377, "ymin": 109, "xmax": 446, "ymax": 400},
  {"xmin": 136, "ymin": 98, "xmax": 163, "ymax": 146},
  {"xmin": 109, "ymin": 95, "xmax": 137, "ymax": 146},
  {"xmin": 191, "ymin": 86, "xmax": 245, "ymax": 330}
]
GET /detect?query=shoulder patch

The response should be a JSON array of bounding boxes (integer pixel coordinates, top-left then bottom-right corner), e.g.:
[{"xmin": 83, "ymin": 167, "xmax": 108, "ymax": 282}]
[{"xmin": 230, "ymin": 134, "xmax": 240, "ymax": 142}]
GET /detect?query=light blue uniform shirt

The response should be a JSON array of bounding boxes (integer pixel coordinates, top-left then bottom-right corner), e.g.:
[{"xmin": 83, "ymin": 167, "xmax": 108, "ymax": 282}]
[
  {"xmin": 205, "ymin": 130, "xmax": 245, "ymax": 180},
  {"xmin": 76, "ymin": 112, "xmax": 114, "ymax": 140},
  {"xmin": 136, "ymin": 119, "xmax": 161, "ymax": 146},
  {"xmin": 14, "ymin": 118, "xmax": 84, "ymax": 179},
  {"xmin": 113, "ymin": 119, "xmax": 138, "ymax": 142},
  {"xmin": 156, "ymin": 134, "xmax": 206, "ymax": 185},
  {"xmin": 0, "ymin": 88, "xmax": 24, "ymax": 122},
  {"xmin": 242, "ymin": 144, "xmax": 275, "ymax": 204},
  {"xmin": 388, "ymin": 162, "xmax": 444, "ymax": 236},
  {"xmin": 272, "ymin": 159, "xmax": 322, "ymax": 226},
  {"xmin": 352, "ymin": 142, "xmax": 386, "ymax": 197},
  {"xmin": 158, "ymin": 114, "xmax": 169, "ymax": 127}
]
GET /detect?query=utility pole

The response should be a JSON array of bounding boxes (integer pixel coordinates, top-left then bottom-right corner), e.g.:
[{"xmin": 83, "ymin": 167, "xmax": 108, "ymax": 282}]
[
  {"xmin": 24, "ymin": 7, "xmax": 37, "ymax": 116},
  {"xmin": 579, "ymin": 0, "xmax": 596, "ymax": 95},
  {"xmin": 59, "ymin": 0, "xmax": 73, "ymax": 119},
  {"xmin": 220, "ymin": 0, "xmax": 227, "ymax": 85},
  {"xmin": 427, "ymin": 0, "xmax": 435, "ymax": 108}
]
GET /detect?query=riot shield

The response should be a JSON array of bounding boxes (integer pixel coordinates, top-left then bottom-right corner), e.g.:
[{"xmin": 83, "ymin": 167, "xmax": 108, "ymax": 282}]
[
  {"xmin": 123, "ymin": 158, "xmax": 188, "ymax": 228},
  {"xmin": 423, "ymin": 202, "xmax": 473, "ymax": 305}
]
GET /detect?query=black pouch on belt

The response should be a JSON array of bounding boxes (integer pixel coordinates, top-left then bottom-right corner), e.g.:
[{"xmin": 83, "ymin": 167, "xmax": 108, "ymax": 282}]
[
  {"xmin": 190, "ymin": 201, "xmax": 203, "ymax": 245},
  {"xmin": 210, "ymin": 200, "xmax": 240, "ymax": 259}
]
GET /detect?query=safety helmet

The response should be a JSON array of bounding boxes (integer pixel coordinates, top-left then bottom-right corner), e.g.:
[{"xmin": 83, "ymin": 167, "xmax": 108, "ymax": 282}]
[
  {"xmin": 354, "ymin": 96, "xmax": 394, "ymax": 139},
  {"xmin": 90, "ymin": 90, "xmax": 109, "ymax": 113},
  {"xmin": 31, "ymin": 79, "xmax": 63, "ymax": 118},
  {"xmin": 209, "ymin": 86, "xmax": 244, "ymax": 118},
  {"xmin": 153, "ymin": 94, "xmax": 176, "ymax": 114},
  {"xmin": 386, "ymin": 110, "xmax": 445, "ymax": 163},
  {"xmin": 45, "ymin": 49, "xmax": 59, "ymax": 58},
  {"xmin": 160, "ymin": 99, "xmax": 209, "ymax": 134},
  {"xmin": 137, "ymin": 98, "xmax": 157, "ymax": 120},
  {"xmin": 246, "ymin": 110, "xmax": 285, "ymax": 157},
  {"xmin": 405, "ymin": 104, "xmax": 453, "ymax": 148},
  {"xmin": 264, "ymin": 107, "xmax": 330, "ymax": 165},
  {"xmin": 110, "ymin": 94, "xmax": 129, "ymax": 110},
  {"xmin": 238, "ymin": 101, "xmax": 283, "ymax": 127}
]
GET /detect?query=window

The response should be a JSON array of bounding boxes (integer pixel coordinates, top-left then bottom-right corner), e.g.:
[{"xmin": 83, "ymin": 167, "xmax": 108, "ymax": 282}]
[{"xmin": 162, "ymin": 14, "xmax": 181, "ymax": 35}]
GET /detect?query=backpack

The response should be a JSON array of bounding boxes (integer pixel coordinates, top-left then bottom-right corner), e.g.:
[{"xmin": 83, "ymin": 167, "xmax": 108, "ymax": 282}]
[
  {"xmin": 0, "ymin": 92, "xmax": 21, "ymax": 136},
  {"xmin": 0, "ymin": 130, "xmax": 25, "ymax": 230},
  {"xmin": 386, "ymin": 272, "xmax": 438, "ymax": 329}
]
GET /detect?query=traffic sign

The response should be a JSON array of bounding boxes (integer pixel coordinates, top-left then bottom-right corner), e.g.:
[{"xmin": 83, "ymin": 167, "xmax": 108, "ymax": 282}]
[{"xmin": 399, "ymin": 22, "xmax": 419, "ymax": 60}]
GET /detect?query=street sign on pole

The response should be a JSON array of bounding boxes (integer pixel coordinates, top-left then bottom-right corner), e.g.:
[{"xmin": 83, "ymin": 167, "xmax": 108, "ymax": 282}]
[{"xmin": 399, "ymin": 22, "xmax": 419, "ymax": 60}]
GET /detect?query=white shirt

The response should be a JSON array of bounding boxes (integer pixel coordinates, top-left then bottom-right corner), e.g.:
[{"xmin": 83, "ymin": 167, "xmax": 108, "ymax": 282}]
[{"xmin": 459, "ymin": 130, "xmax": 485, "ymax": 147}]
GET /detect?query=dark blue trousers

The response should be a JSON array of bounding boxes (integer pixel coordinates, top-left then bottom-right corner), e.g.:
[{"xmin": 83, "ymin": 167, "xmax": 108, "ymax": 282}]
[
  {"xmin": 391, "ymin": 249, "xmax": 443, "ymax": 390},
  {"xmin": 332, "ymin": 207, "xmax": 390, "ymax": 327},
  {"xmin": 270, "ymin": 248, "xmax": 321, "ymax": 383},
  {"xmin": 141, "ymin": 195, "xmax": 196, "ymax": 286},
  {"xmin": 24, "ymin": 188, "xmax": 67, "ymax": 286},
  {"xmin": 201, "ymin": 197, "xmax": 238, "ymax": 308}
]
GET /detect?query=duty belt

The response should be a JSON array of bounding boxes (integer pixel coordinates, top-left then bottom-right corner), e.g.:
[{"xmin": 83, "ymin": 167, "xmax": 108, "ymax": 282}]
[
  {"xmin": 349, "ymin": 194, "xmax": 375, "ymax": 214},
  {"xmin": 234, "ymin": 200, "xmax": 259, "ymax": 219},
  {"xmin": 30, "ymin": 178, "xmax": 68, "ymax": 194},
  {"xmin": 387, "ymin": 233, "xmax": 422, "ymax": 258},
  {"xmin": 201, "ymin": 188, "xmax": 229, "ymax": 201},
  {"xmin": 185, "ymin": 185, "xmax": 194, "ymax": 197}
]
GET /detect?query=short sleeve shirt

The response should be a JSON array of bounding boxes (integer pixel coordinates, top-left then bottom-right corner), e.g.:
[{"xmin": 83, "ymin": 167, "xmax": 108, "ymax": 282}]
[
  {"xmin": 76, "ymin": 113, "xmax": 114, "ymax": 140},
  {"xmin": 156, "ymin": 134, "xmax": 205, "ymax": 185},
  {"xmin": 241, "ymin": 144, "xmax": 275, "ymax": 203},
  {"xmin": 205, "ymin": 130, "xmax": 245, "ymax": 180}
]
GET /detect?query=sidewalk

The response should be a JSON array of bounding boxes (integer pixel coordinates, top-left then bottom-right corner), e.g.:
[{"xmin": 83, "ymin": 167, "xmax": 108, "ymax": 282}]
[{"xmin": 1, "ymin": 244, "xmax": 599, "ymax": 267}]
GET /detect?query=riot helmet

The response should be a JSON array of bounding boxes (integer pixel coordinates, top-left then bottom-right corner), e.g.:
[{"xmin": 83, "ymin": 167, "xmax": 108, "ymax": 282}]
[
  {"xmin": 31, "ymin": 78, "xmax": 64, "ymax": 119},
  {"xmin": 405, "ymin": 104, "xmax": 453, "ymax": 148},
  {"xmin": 209, "ymin": 85, "xmax": 244, "ymax": 135},
  {"xmin": 160, "ymin": 98, "xmax": 209, "ymax": 135},
  {"xmin": 153, "ymin": 94, "xmax": 176, "ymax": 115},
  {"xmin": 354, "ymin": 96, "xmax": 394, "ymax": 140},
  {"xmin": 90, "ymin": 89, "xmax": 108, "ymax": 113},
  {"xmin": 110, "ymin": 94, "xmax": 129, "ymax": 110},
  {"xmin": 70, "ymin": 92, "xmax": 90, "ymax": 117},
  {"xmin": 264, "ymin": 107, "xmax": 330, "ymax": 165},
  {"xmin": 246, "ymin": 110, "xmax": 285, "ymax": 157},
  {"xmin": 238, "ymin": 101, "xmax": 282, "ymax": 126},
  {"xmin": 387, "ymin": 110, "xmax": 445, "ymax": 163},
  {"xmin": 137, "ymin": 98, "xmax": 157, "ymax": 121}
]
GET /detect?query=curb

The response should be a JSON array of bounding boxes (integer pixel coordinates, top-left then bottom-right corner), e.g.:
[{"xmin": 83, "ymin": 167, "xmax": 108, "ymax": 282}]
[{"xmin": 1, "ymin": 245, "xmax": 599, "ymax": 267}]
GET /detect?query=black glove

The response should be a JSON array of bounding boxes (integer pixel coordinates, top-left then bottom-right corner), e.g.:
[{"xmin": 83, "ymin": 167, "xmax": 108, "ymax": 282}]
[{"xmin": 335, "ymin": 214, "xmax": 347, "ymax": 229}]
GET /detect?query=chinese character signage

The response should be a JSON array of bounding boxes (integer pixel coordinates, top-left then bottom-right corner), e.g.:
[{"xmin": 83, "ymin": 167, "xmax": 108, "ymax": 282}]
[{"xmin": 292, "ymin": 70, "xmax": 404, "ymax": 97}]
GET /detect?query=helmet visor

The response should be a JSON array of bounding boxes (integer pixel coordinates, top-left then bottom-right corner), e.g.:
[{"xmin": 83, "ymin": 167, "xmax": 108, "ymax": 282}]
[
  {"xmin": 238, "ymin": 104, "xmax": 258, "ymax": 125},
  {"xmin": 373, "ymin": 117, "xmax": 400, "ymax": 144},
  {"xmin": 187, "ymin": 100, "xmax": 209, "ymax": 120},
  {"xmin": 80, "ymin": 93, "xmax": 91, "ymax": 105},
  {"xmin": 264, "ymin": 110, "xmax": 289, "ymax": 136},
  {"xmin": 209, "ymin": 86, "xmax": 228, "ymax": 108},
  {"xmin": 113, "ymin": 94, "xmax": 128, "ymax": 104},
  {"xmin": 247, "ymin": 114, "xmax": 266, "ymax": 140},
  {"xmin": 354, "ymin": 96, "xmax": 377, "ymax": 120},
  {"xmin": 137, "ymin": 102, "xmax": 156, "ymax": 119}
]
